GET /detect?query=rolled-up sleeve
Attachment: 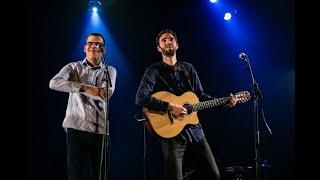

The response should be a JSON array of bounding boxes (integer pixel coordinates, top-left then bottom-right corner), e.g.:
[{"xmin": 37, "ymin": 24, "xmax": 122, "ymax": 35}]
[{"xmin": 49, "ymin": 63, "xmax": 82, "ymax": 93}]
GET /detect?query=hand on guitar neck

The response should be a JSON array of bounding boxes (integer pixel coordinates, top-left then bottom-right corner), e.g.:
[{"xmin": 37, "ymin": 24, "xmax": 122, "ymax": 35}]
[
  {"xmin": 168, "ymin": 103, "xmax": 187, "ymax": 117},
  {"xmin": 228, "ymin": 93, "xmax": 238, "ymax": 107}
]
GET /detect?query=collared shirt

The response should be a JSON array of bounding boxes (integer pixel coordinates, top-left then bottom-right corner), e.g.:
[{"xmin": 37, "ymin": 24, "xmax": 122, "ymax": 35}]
[
  {"xmin": 49, "ymin": 58, "xmax": 117, "ymax": 134},
  {"xmin": 135, "ymin": 61, "xmax": 216, "ymax": 143}
]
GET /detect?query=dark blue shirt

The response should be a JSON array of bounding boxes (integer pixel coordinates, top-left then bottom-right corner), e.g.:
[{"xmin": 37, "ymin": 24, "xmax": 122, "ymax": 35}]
[{"xmin": 135, "ymin": 61, "xmax": 216, "ymax": 143}]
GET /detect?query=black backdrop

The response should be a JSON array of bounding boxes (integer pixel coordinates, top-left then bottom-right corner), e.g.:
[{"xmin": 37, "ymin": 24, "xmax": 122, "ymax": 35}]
[{"xmin": 26, "ymin": 0, "xmax": 295, "ymax": 179}]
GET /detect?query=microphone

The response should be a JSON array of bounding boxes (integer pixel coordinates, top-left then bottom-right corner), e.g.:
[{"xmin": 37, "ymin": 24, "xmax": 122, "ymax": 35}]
[
  {"xmin": 97, "ymin": 44, "xmax": 106, "ymax": 54},
  {"xmin": 239, "ymin": 52, "xmax": 248, "ymax": 60}
]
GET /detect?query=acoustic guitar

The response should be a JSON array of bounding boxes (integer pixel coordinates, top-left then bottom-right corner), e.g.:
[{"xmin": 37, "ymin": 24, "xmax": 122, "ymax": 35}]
[{"xmin": 143, "ymin": 91, "xmax": 251, "ymax": 138}]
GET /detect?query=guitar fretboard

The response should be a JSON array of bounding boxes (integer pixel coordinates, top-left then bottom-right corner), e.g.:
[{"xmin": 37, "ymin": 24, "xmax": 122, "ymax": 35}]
[{"xmin": 192, "ymin": 97, "xmax": 229, "ymax": 111}]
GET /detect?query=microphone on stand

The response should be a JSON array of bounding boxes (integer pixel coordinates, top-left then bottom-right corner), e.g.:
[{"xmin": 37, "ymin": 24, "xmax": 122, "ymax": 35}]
[
  {"xmin": 100, "ymin": 49, "xmax": 112, "ymax": 88},
  {"xmin": 239, "ymin": 52, "xmax": 248, "ymax": 61},
  {"xmin": 97, "ymin": 44, "xmax": 106, "ymax": 55}
]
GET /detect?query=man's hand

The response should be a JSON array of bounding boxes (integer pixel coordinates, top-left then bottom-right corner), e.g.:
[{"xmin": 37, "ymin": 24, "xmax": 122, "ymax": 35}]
[
  {"xmin": 82, "ymin": 85, "xmax": 107, "ymax": 100},
  {"xmin": 168, "ymin": 103, "xmax": 187, "ymax": 117},
  {"xmin": 228, "ymin": 93, "xmax": 238, "ymax": 107}
]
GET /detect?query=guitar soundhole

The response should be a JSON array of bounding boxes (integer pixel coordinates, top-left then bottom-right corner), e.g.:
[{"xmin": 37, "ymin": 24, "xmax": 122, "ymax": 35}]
[{"xmin": 183, "ymin": 104, "xmax": 193, "ymax": 114}]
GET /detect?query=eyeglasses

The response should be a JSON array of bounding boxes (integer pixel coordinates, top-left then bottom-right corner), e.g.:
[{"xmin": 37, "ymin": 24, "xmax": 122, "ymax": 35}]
[{"xmin": 86, "ymin": 41, "xmax": 104, "ymax": 47}]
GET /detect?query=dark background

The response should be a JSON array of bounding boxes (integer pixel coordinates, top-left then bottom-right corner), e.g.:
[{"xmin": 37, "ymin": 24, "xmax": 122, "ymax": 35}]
[{"xmin": 26, "ymin": 0, "xmax": 294, "ymax": 179}]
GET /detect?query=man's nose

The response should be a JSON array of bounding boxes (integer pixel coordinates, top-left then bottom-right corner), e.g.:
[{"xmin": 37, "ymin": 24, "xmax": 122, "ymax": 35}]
[
  {"xmin": 92, "ymin": 43, "xmax": 99, "ymax": 48},
  {"xmin": 91, "ymin": 44, "xmax": 102, "ymax": 50}
]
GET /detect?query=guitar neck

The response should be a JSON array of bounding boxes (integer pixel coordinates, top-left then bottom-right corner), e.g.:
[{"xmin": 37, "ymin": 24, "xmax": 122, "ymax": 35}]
[{"xmin": 192, "ymin": 97, "xmax": 230, "ymax": 111}]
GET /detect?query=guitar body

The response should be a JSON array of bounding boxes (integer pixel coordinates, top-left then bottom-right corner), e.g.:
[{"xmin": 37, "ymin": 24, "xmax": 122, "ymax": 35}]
[
  {"xmin": 143, "ymin": 90, "xmax": 250, "ymax": 138},
  {"xmin": 143, "ymin": 91, "xmax": 200, "ymax": 138}
]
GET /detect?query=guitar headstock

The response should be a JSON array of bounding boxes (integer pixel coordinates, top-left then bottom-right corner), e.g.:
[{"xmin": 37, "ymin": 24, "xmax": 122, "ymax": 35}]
[{"xmin": 233, "ymin": 91, "xmax": 251, "ymax": 103}]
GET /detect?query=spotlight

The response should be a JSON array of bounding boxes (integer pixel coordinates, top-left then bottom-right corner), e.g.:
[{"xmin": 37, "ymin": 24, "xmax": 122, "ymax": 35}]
[
  {"xmin": 89, "ymin": 0, "xmax": 102, "ymax": 13},
  {"xmin": 224, "ymin": 12, "xmax": 232, "ymax": 21}
]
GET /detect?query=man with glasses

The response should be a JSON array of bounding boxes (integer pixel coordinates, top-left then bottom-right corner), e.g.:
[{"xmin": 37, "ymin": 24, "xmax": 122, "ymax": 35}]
[{"xmin": 49, "ymin": 32, "xmax": 117, "ymax": 180}]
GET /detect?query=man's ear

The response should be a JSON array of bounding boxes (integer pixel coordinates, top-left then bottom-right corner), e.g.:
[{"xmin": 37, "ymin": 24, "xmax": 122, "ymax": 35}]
[{"xmin": 157, "ymin": 45, "xmax": 161, "ymax": 53}]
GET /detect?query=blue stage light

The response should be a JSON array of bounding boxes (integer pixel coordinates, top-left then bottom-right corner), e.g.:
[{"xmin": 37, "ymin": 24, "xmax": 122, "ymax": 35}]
[
  {"xmin": 224, "ymin": 12, "xmax": 232, "ymax": 20},
  {"xmin": 88, "ymin": 0, "xmax": 102, "ymax": 13}
]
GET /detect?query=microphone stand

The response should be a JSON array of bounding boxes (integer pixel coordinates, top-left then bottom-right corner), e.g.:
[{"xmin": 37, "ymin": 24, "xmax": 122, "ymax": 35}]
[
  {"xmin": 99, "ymin": 55, "xmax": 112, "ymax": 180},
  {"xmin": 241, "ymin": 54, "xmax": 267, "ymax": 180}
]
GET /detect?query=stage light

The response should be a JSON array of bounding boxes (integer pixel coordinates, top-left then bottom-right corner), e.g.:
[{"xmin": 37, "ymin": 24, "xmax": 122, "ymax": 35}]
[
  {"xmin": 224, "ymin": 12, "xmax": 232, "ymax": 20},
  {"xmin": 210, "ymin": 0, "xmax": 218, "ymax": 3},
  {"xmin": 89, "ymin": 0, "xmax": 102, "ymax": 13},
  {"xmin": 92, "ymin": 7, "xmax": 98, "ymax": 13}
]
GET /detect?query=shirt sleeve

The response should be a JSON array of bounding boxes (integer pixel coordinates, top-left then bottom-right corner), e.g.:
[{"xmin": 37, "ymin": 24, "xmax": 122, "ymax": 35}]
[
  {"xmin": 49, "ymin": 63, "xmax": 82, "ymax": 93},
  {"xmin": 135, "ymin": 67, "xmax": 169, "ymax": 112}
]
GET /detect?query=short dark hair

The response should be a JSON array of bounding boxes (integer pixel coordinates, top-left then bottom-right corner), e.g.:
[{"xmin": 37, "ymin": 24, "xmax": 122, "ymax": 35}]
[
  {"xmin": 87, "ymin": 32, "xmax": 105, "ymax": 46},
  {"xmin": 155, "ymin": 29, "xmax": 178, "ymax": 46}
]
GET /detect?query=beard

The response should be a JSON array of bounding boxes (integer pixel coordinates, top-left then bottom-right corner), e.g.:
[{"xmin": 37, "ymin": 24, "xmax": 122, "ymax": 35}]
[{"xmin": 160, "ymin": 47, "xmax": 176, "ymax": 57}]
